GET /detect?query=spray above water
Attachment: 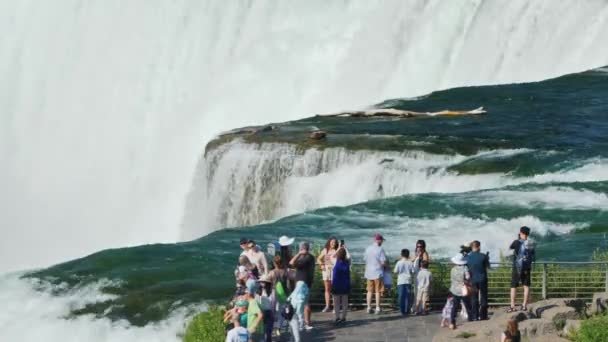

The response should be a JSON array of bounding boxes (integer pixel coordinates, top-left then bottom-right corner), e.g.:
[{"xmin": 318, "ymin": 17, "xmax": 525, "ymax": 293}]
[{"xmin": 2, "ymin": 0, "xmax": 608, "ymax": 272}]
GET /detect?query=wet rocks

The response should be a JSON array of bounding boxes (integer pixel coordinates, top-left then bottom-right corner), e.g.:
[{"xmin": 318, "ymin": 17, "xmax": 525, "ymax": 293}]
[
  {"xmin": 309, "ymin": 130, "xmax": 326, "ymax": 140},
  {"xmin": 591, "ymin": 292, "xmax": 608, "ymax": 314}
]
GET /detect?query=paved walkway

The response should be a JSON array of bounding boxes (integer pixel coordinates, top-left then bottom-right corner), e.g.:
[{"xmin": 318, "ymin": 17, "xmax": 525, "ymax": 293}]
[{"xmin": 284, "ymin": 309, "xmax": 440, "ymax": 342}]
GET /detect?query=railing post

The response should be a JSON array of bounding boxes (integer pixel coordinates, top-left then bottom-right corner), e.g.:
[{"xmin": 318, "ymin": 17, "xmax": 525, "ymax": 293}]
[
  {"xmin": 605, "ymin": 263, "xmax": 608, "ymax": 293},
  {"xmin": 542, "ymin": 263, "xmax": 547, "ymax": 300}
]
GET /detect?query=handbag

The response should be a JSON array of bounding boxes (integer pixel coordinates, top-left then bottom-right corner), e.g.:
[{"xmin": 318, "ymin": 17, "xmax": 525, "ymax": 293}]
[
  {"xmin": 461, "ymin": 266, "xmax": 475, "ymax": 296},
  {"xmin": 462, "ymin": 283, "xmax": 474, "ymax": 297}
]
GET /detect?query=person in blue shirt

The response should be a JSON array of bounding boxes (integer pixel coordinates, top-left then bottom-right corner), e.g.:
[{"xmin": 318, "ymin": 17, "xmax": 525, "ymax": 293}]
[
  {"xmin": 466, "ymin": 240, "xmax": 490, "ymax": 320},
  {"xmin": 509, "ymin": 226, "xmax": 536, "ymax": 312}
]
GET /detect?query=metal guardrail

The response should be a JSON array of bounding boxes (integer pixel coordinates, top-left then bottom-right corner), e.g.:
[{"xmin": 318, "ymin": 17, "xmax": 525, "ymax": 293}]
[{"xmin": 309, "ymin": 261, "xmax": 608, "ymax": 308}]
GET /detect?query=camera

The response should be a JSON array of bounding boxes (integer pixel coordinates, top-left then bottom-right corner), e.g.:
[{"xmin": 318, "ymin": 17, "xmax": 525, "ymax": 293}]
[{"xmin": 460, "ymin": 244, "xmax": 472, "ymax": 255}]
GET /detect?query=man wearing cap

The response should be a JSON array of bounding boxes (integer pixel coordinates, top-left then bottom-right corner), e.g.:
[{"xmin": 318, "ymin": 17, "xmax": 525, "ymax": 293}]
[
  {"xmin": 244, "ymin": 279, "xmax": 264, "ymax": 341},
  {"xmin": 364, "ymin": 234, "xmax": 387, "ymax": 314},
  {"xmin": 508, "ymin": 226, "xmax": 536, "ymax": 312},
  {"xmin": 289, "ymin": 241, "xmax": 315, "ymax": 330}
]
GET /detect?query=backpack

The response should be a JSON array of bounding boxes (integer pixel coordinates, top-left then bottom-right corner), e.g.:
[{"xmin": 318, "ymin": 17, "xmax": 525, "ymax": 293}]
[
  {"xmin": 275, "ymin": 270, "xmax": 291, "ymax": 303},
  {"xmin": 516, "ymin": 240, "xmax": 533, "ymax": 270}
]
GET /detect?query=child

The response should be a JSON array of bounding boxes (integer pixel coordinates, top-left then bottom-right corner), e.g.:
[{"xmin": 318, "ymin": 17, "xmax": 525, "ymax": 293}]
[
  {"xmin": 226, "ymin": 312, "xmax": 249, "ymax": 342},
  {"xmin": 441, "ymin": 294, "xmax": 454, "ymax": 328},
  {"xmin": 501, "ymin": 319, "xmax": 521, "ymax": 342},
  {"xmin": 415, "ymin": 260, "xmax": 432, "ymax": 315},
  {"xmin": 394, "ymin": 249, "xmax": 415, "ymax": 316}
]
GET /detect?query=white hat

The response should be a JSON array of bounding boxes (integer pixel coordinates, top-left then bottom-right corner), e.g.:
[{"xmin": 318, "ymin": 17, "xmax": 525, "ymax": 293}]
[
  {"xmin": 451, "ymin": 254, "xmax": 467, "ymax": 265},
  {"xmin": 257, "ymin": 274, "xmax": 271, "ymax": 283},
  {"xmin": 278, "ymin": 235, "xmax": 295, "ymax": 246}
]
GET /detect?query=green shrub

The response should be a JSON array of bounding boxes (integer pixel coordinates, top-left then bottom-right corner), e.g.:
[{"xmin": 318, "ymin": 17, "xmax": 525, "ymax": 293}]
[
  {"xmin": 574, "ymin": 314, "xmax": 608, "ymax": 342},
  {"xmin": 183, "ymin": 307, "xmax": 227, "ymax": 342}
]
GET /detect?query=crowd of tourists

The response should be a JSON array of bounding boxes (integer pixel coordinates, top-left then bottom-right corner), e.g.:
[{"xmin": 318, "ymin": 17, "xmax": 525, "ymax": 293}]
[{"xmin": 223, "ymin": 226, "xmax": 535, "ymax": 342}]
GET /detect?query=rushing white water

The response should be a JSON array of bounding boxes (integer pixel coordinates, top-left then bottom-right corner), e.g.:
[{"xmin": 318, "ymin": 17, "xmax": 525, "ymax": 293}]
[
  {"xmin": 473, "ymin": 187, "xmax": 608, "ymax": 211},
  {"xmin": 331, "ymin": 214, "xmax": 584, "ymax": 261},
  {"xmin": 0, "ymin": 274, "xmax": 194, "ymax": 342},
  {"xmin": 182, "ymin": 141, "xmax": 608, "ymax": 239},
  {"xmin": 2, "ymin": 0, "xmax": 608, "ymax": 272}
]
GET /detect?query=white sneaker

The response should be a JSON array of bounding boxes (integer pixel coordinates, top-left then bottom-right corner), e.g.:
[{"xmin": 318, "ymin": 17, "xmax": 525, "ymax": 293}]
[
  {"xmin": 305, "ymin": 325, "xmax": 314, "ymax": 331},
  {"xmin": 321, "ymin": 306, "xmax": 330, "ymax": 313},
  {"xmin": 375, "ymin": 307, "xmax": 382, "ymax": 314}
]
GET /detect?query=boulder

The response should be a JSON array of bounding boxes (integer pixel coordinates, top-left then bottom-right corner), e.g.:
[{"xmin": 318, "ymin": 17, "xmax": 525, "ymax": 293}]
[
  {"xmin": 530, "ymin": 335, "xmax": 570, "ymax": 342},
  {"xmin": 540, "ymin": 306, "xmax": 582, "ymax": 323},
  {"xmin": 527, "ymin": 298, "xmax": 586, "ymax": 318},
  {"xmin": 562, "ymin": 319, "xmax": 581, "ymax": 337},
  {"xmin": 309, "ymin": 130, "xmax": 326, "ymax": 140},
  {"xmin": 519, "ymin": 318, "xmax": 557, "ymax": 337},
  {"xmin": 591, "ymin": 292, "xmax": 608, "ymax": 315}
]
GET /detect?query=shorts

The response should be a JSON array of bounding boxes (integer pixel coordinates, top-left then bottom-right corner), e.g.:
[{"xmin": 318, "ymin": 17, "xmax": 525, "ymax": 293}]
[
  {"xmin": 322, "ymin": 267, "xmax": 332, "ymax": 281},
  {"xmin": 416, "ymin": 288, "xmax": 429, "ymax": 304},
  {"xmin": 366, "ymin": 278, "xmax": 385, "ymax": 293},
  {"xmin": 511, "ymin": 268, "xmax": 531, "ymax": 287}
]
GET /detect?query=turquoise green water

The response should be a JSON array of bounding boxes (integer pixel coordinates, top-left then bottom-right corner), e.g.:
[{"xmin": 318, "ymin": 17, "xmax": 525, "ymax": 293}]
[{"xmin": 26, "ymin": 68, "xmax": 608, "ymax": 325}]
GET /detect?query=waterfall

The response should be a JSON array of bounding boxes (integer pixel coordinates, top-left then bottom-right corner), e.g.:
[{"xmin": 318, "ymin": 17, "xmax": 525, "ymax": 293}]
[
  {"xmin": 181, "ymin": 142, "xmax": 608, "ymax": 239},
  {"xmin": 2, "ymin": 0, "xmax": 608, "ymax": 271}
]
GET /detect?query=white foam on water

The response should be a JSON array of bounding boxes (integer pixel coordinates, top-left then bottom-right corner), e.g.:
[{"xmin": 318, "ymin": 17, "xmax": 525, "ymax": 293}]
[
  {"xmin": 473, "ymin": 186, "xmax": 608, "ymax": 210},
  {"xmin": 0, "ymin": 274, "xmax": 198, "ymax": 342},
  {"xmin": 327, "ymin": 214, "xmax": 583, "ymax": 262},
  {"xmin": 3, "ymin": 0, "xmax": 608, "ymax": 272}
]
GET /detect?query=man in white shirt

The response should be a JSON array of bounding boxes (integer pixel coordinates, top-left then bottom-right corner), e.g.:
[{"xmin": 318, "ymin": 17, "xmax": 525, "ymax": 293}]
[
  {"xmin": 364, "ymin": 234, "xmax": 387, "ymax": 314},
  {"xmin": 246, "ymin": 240, "xmax": 269, "ymax": 275}
]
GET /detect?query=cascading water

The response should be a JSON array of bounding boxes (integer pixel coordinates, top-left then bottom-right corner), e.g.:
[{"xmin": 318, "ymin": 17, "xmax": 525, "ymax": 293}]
[
  {"xmin": 2, "ymin": 0, "xmax": 608, "ymax": 273},
  {"xmin": 182, "ymin": 140, "xmax": 608, "ymax": 239}
]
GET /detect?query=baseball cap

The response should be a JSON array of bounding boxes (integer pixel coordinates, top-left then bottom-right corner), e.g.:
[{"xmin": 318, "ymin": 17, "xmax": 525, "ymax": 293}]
[
  {"xmin": 374, "ymin": 234, "xmax": 385, "ymax": 241},
  {"xmin": 240, "ymin": 237, "xmax": 248, "ymax": 245}
]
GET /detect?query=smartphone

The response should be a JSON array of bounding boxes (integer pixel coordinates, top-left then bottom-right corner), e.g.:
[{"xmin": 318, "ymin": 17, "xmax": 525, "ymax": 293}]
[{"xmin": 340, "ymin": 239, "xmax": 345, "ymax": 247}]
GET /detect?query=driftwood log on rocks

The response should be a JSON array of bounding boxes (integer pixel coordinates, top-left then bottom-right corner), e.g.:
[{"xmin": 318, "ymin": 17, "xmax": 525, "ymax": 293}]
[{"xmin": 319, "ymin": 106, "xmax": 486, "ymax": 118}]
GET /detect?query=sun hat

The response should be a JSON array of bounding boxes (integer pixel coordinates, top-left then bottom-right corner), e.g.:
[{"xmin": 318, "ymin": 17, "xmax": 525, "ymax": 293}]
[
  {"xmin": 374, "ymin": 234, "xmax": 385, "ymax": 241},
  {"xmin": 278, "ymin": 235, "xmax": 295, "ymax": 246},
  {"xmin": 257, "ymin": 274, "xmax": 272, "ymax": 283},
  {"xmin": 451, "ymin": 254, "xmax": 467, "ymax": 265}
]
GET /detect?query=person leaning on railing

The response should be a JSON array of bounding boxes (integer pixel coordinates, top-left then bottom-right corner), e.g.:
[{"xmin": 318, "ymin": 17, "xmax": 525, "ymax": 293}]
[
  {"xmin": 317, "ymin": 237, "xmax": 339, "ymax": 313},
  {"xmin": 331, "ymin": 245, "xmax": 351, "ymax": 325},
  {"xmin": 466, "ymin": 240, "xmax": 490, "ymax": 321}
]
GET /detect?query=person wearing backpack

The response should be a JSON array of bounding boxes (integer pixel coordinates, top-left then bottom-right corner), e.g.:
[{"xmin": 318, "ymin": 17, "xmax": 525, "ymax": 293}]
[
  {"xmin": 268, "ymin": 256, "xmax": 293, "ymax": 337},
  {"xmin": 508, "ymin": 226, "xmax": 536, "ymax": 312}
]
